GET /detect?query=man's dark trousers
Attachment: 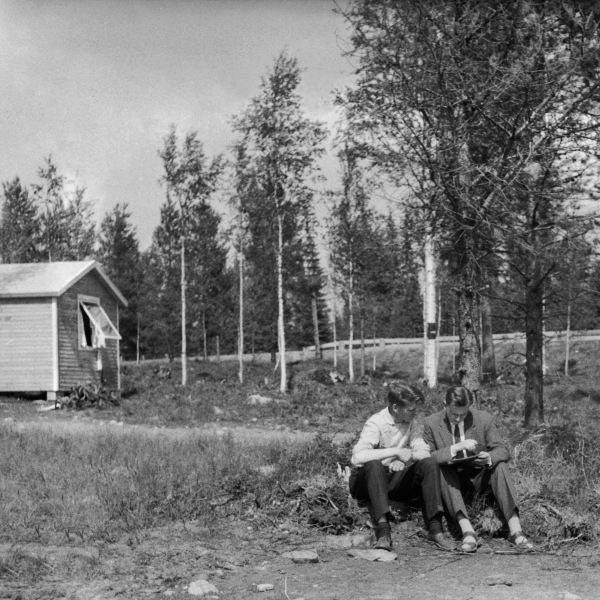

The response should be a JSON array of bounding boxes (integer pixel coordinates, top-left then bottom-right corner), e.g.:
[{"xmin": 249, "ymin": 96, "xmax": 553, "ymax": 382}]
[
  {"xmin": 440, "ymin": 462, "xmax": 518, "ymax": 524},
  {"xmin": 349, "ymin": 457, "xmax": 444, "ymax": 526}
]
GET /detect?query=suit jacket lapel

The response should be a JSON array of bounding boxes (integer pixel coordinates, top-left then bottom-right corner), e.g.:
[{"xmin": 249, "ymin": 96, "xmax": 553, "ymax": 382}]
[
  {"xmin": 440, "ymin": 413, "xmax": 453, "ymax": 445},
  {"xmin": 464, "ymin": 410, "xmax": 474, "ymax": 436}
]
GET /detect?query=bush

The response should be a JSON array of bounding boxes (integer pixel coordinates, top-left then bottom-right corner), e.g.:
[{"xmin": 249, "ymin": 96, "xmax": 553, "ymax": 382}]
[{"xmin": 60, "ymin": 383, "xmax": 120, "ymax": 410}]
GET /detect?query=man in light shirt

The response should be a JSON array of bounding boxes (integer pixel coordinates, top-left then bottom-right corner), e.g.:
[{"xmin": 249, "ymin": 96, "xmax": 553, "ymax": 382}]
[
  {"xmin": 349, "ymin": 382, "xmax": 455, "ymax": 552},
  {"xmin": 423, "ymin": 386, "xmax": 534, "ymax": 553}
]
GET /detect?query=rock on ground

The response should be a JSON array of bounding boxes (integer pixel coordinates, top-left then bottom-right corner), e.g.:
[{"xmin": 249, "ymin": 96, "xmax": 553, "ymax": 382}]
[{"xmin": 187, "ymin": 579, "xmax": 219, "ymax": 597}]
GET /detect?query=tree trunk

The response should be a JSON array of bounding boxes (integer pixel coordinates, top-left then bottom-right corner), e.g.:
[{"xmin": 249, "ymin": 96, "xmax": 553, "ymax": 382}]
[
  {"xmin": 372, "ymin": 324, "xmax": 377, "ymax": 372},
  {"xmin": 136, "ymin": 310, "xmax": 140, "ymax": 366},
  {"xmin": 420, "ymin": 267, "xmax": 428, "ymax": 381},
  {"xmin": 435, "ymin": 284, "xmax": 441, "ymax": 377},
  {"xmin": 524, "ymin": 253, "xmax": 544, "ymax": 428},
  {"xmin": 481, "ymin": 293, "xmax": 497, "ymax": 384},
  {"xmin": 277, "ymin": 213, "xmax": 287, "ymax": 393},
  {"xmin": 332, "ymin": 313, "xmax": 338, "ymax": 369},
  {"xmin": 564, "ymin": 291, "xmax": 571, "ymax": 376},
  {"xmin": 331, "ymin": 275, "xmax": 338, "ymax": 369},
  {"xmin": 348, "ymin": 272, "xmax": 355, "ymax": 383},
  {"xmin": 452, "ymin": 313, "xmax": 456, "ymax": 376},
  {"xmin": 181, "ymin": 235, "xmax": 187, "ymax": 386},
  {"xmin": 216, "ymin": 334, "xmax": 220, "ymax": 362},
  {"xmin": 238, "ymin": 248, "xmax": 244, "ymax": 383},
  {"xmin": 423, "ymin": 231, "xmax": 437, "ymax": 387},
  {"xmin": 360, "ymin": 311, "xmax": 365, "ymax": 378},
  {"xmin": 457, "ymin": 276, "xmax": 481, "ymax": 401},
  {"xmin": 202, "ymin": 306, "xmax": 208, "ymax": 361},
  {"xmin": 311, "ymin": 292, "xmax": 321, "ymax": 359},
  {"xmin": 542, "ymin": 296, "xmax": 547, "ymax": 376}
]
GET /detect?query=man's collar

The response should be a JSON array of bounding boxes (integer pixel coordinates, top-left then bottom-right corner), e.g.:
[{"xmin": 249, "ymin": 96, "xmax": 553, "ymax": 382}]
[
  {"xmin": 383, "ymin": 406, "xmax": 395, "ymax": 424},
  {"xmin": 385, "ymin": 406, "xmax": 413, "ymax": 427},
  {"xmin": 442, "ymin": 409, "xmax": 473, "ymax": 429}
]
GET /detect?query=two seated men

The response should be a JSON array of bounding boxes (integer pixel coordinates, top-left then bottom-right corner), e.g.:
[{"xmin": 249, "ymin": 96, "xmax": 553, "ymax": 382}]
[{"xmin": 349, "ymin": 382, "xmax": 533, "ymax": 552}]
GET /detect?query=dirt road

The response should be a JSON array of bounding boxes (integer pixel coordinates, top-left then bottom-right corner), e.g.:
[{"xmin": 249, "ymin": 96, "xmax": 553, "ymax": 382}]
[{"xmin": 1, "ymin": 517, "xmax": 598, "ymax": 600}]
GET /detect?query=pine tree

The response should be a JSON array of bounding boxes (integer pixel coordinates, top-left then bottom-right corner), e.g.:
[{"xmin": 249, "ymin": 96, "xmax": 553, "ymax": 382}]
[
  {"xmin": 186, "ymin": 200, "xmax": 231, "ymax": 360},
  {"xmin": 329, "ymin": 144, "xmax": 376, "ymax": 382},
  {"xmin": 32, "ymin": 156, "xmax": 96, "ymax": 262},
  {"xmin": 96, "ymin": 203, "xmax": 141, "ymax": 360},
  {"xmin": 299, "ymin": 205, "xmax": 329, "ymax": 357},
  {"xmin": 143, "ymin": 197, "xmax": 182, "ymax": 361},
  {"xmin": 0, "ymin": 177, "xmax": 41, "ymax": 263}
]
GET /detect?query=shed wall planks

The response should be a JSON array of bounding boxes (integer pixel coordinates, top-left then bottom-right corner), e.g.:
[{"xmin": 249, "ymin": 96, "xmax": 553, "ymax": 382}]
[
  {"xmin": 0, "ymin": 298, "xmax": 54, "ymax": 391},
  {"xmin": 57, "ymin": 271, "xmax": 120, "ymax": 390}
]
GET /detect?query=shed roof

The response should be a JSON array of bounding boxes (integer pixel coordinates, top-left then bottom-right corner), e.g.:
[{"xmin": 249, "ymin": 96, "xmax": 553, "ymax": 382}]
[{"xmin": 0, "ymin": 261, "xmax": 127, "ymax": 306}]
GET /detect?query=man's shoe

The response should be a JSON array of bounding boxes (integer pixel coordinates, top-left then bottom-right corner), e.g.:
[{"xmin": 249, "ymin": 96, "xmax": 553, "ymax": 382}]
[
  {"xmin": 507, "ymin": 531, "xmax": 534, "ymax": 551},
  {"xmin": 459, "ymin": 530, "xmax": 479, "ymax": 553},
  {"xmin": 426, "ymin": 532, "xmax": 456, "ymax": 552},
  {"xmin": 373, "ymin": 535, "xmax": 392, "ymax": 551}
]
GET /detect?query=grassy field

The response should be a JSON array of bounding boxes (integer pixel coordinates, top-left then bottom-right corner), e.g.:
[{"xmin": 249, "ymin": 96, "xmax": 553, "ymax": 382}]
[{"xmin": 0, "ymin": 338, "xmax": 599, "ymax": 557}]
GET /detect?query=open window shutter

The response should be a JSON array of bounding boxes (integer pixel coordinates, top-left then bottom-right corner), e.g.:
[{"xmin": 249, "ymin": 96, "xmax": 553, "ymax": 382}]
[{"xmin": 80, "ymin": 302, "xmax": 121, "ymax": 347}]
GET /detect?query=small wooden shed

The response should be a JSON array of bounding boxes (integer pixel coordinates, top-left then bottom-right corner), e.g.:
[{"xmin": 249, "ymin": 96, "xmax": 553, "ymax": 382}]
[{"xmin": 0, "ymin": 260, "xmax": 127, "ymax": 400}]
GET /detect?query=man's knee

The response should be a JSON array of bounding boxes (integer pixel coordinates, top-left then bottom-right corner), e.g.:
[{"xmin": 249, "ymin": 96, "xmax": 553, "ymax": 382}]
[
  {"xmin": 363, "ymin": 460, "xmax": 386, "ymax": 476},
  {"xmin": 415, "ymin": 456, "xmax": 440, "ymax": 474},
  {"xmin": 490, "ymin": 461, "xmax": 510, "ymax": 479},
  {"xmin": 440, "ymin": 464, "xmax": 460, "ymax": 484}
]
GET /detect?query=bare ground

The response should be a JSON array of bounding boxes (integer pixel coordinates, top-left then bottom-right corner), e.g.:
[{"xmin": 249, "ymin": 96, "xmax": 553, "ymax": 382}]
[
  {"xmin": 1, "ymin": 417, "xmax": 599, "ymax": 600},
  {"xmin": 1, "ymin": 518, "xmax": 599, "ymax": 600}
]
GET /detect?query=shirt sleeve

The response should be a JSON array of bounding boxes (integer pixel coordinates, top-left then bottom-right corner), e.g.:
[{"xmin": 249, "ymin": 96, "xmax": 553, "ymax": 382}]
[
  {"xmin": 409, "ymin": 420, "xmax": 431, "ymax": 460},
  {"xmin": 351, "ymin": 419, "xmax": 381, "ymax": 467}
]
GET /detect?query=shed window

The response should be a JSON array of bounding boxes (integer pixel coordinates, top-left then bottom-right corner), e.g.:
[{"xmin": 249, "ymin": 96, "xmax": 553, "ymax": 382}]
[{"xmin": 79, "ymin": 300, "xmax": 121, "ymax": 348}]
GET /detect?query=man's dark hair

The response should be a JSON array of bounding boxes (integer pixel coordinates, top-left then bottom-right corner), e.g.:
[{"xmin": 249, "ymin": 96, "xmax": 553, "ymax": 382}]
[
  {"xmin": 387, "ymin": 382, "xmax": 424, "ymax": 407},
  {"xmin": 445, "ymin": 386, "xmax": 473, "ymax": 408}
]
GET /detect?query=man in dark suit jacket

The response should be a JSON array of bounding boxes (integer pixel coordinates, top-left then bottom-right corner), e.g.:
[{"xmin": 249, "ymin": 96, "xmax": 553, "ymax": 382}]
[{"xmin": 423, "ymin": 386, "xmax": 533, "ymax": 553}]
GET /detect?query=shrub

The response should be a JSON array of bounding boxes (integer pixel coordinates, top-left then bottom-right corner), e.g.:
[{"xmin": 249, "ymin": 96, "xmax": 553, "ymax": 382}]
[{"xmin": 60, "ymin": 383, "xmax": 120, "ymax": 410}]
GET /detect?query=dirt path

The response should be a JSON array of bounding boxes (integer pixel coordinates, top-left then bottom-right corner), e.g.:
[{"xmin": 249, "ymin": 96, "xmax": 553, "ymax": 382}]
[
  {"xmin": 1, "ymin": 519, "xmax": 598, "ymax": 600},
  {"xmin": 19, "ymin": 412, "xmax": 332, "ymax": 444}
]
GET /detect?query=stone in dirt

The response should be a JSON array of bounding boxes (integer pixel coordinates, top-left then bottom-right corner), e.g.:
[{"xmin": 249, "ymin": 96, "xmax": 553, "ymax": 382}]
[
  {"xmin": 484, "ymin": 574, "xmax": 514, "ymax": 586},
  {"xmin": 347, "ymin": 549, "xmax": 397, "ymax": 562},
  {"xmin": 255, "ymin": 583, "xmax": 274, "ymax": 592},
  {"xmin": 281, "ymin": 550, "xmax": 319, "ymax": 563},
  {"xmin": 188, "ymin": 579, "xmax": 219, "ymax": 597},
  {"xmin": 563, "ymin": 593, "xmax": 582, "ymax": 600},
  {"xmin": 247, "ymin": 394, "xmax": 274, "ymax": 405},
  {"xmin": 325, "ymin": 534, "xmax": 370, "ymax": 550}
]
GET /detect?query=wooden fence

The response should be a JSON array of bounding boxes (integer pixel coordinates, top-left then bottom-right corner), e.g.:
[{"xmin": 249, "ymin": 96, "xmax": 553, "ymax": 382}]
[{"xmin": 124, "ymin": 329, "xmax": 600, "ymax": 366}]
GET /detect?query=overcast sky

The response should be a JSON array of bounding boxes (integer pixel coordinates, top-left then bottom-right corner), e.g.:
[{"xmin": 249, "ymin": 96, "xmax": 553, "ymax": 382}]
[{"xmin": 0, "ymin": 0, "xmax": 355, "ymax": 249}]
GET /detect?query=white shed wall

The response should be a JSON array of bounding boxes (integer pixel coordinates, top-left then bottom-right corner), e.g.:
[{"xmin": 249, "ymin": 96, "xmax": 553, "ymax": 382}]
[{"xmin": 0, "ymin": 298, "xmax": 54, "ymax": 391}]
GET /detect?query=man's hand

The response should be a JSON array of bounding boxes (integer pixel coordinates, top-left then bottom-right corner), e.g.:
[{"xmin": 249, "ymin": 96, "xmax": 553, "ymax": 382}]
[
  {"xmin": 395, "ymin": 447, "xmax": 413, "ymax": 462},
  {"xmin": 456, "ymin": 438, "xmax": 478, "ymax": 453},
  {"xmin": 389, "ymin": 460, "xmax": 406, "ymax": 472},
  {"xmin": 473, "ymin": 451, "xmax": 491, "ymax": 467}
]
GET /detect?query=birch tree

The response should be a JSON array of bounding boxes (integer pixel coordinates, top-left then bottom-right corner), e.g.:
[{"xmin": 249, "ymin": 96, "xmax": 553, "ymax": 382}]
[
  {"xmin": 159, "ymin": 126, "xmax": 222, "ymax": 385},
  {"xmin": 232, "ymin": 52, "xmax": 326, "ymax": 392}
]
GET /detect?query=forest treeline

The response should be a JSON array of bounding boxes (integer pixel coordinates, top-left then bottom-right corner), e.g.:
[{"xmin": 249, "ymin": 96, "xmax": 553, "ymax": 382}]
[{"xmin": 2, "ymin": 1, "xmax": 600, "ymax": 426}]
